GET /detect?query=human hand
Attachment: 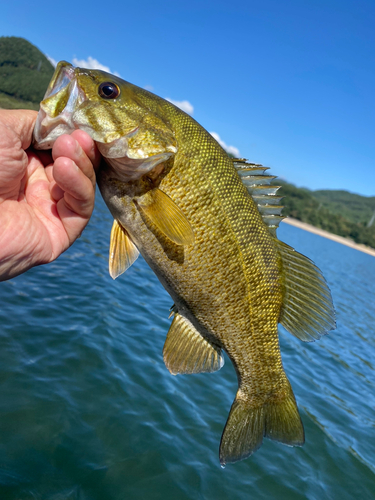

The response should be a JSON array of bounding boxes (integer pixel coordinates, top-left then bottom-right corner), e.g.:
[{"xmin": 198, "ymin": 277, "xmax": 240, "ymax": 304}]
[{"xmin": 0, "ymin": 109, "xmax": 100, "ymax": 281}]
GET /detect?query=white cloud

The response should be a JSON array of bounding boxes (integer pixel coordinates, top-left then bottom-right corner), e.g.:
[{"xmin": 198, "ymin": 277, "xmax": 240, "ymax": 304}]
[
  {"xmin": 210, "ymin": 132, "xmax": 240, "ymax": 157},
  {"xmin": 72, "ymin": 57, "xmax": 120, "ymax": 76},
  {"xmin": 144, "ymin": 85, "xmax": 154, "ymax": 91},
  {"xmin": 46, "ymin": 55, "xmax": 57, "ymax": 67},
  {"xmin": 165, "ymin": 98, "xmax": 194, "ymax": 115}
]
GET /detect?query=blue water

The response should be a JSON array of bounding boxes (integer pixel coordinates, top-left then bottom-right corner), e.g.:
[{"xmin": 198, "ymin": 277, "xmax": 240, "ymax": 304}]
[{"xmin": 0, "ymin": 195, "xmax": 374, "ymax": 500}]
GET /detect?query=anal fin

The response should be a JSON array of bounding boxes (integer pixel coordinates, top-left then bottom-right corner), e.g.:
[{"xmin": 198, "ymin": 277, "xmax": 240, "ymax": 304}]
[
  {"xmin": 109, "ymin": 219, "xmax": 139, "ymax": 279},
  {"xmin": 163, "ymin": 312, "xmax": 224, "ymax": 375}
]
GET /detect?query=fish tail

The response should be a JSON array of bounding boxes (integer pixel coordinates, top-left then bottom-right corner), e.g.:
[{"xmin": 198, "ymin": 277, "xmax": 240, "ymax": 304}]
[{"xmin": 219, "ymin": 380, "xmax": 304, "ymax": 465}]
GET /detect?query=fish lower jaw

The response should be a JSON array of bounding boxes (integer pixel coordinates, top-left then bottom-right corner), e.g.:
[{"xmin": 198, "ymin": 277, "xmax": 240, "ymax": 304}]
[{"xmin": 33, "ymin": 108, "xmax": 76, "ymax": 150}]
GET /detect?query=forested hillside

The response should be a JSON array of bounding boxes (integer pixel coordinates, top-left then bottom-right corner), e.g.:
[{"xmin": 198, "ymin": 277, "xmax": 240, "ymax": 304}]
[
  {"xmin": 277, "ymin": 181, "xmax": 375, "ymax": 248},
  {"xmin": 313, "ymin": 189, "xmax": 375, "ymax": 226},
  {"xmin": 0, "ymin": 36, "xmax": 54, "ymax": 110}
]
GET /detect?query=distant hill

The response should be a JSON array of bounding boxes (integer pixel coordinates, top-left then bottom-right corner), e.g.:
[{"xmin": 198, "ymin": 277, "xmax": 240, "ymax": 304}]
[
  {"xmin": 0, "ymin": 36, "xmax": 54, "ymax": 110},
  {"xmin": 313, "ymin": 189, "xmax": 375, "ymax": 226},
  {"xmin": 276, "ymin": 180, "xmax": 375, "ymax": 249}
]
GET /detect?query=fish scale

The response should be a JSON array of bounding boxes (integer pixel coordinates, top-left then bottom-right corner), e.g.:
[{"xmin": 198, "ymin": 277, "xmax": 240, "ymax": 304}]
[
  {"xmin": 33, "ymin": 61, "xmax": 335, "ymax": 465},
  {"xmin": 148, "ymin": 112, "xmax": 288, "ymax": 406}
]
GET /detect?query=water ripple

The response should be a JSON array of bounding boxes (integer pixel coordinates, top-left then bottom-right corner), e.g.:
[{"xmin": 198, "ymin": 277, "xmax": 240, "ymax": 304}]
[{"xmin": 0, "ymin": 198, "xmax": 374, "ymax": 499}]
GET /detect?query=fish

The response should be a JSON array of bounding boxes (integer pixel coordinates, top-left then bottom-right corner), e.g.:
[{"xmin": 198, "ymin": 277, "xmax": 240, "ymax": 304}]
[{"xmin": 33, "ymin": 61, "xmax": 335, "ymax": 465}]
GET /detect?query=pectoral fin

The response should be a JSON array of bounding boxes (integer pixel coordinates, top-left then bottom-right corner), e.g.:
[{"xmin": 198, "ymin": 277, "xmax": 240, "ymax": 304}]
[
  {"xmin": 137, "ymin": 188, "xmax": 195, "ymax": 246},
  {"xmin": 163, "ymin": 312, "xmax": 224, "ymax": 375},
  {"xmin": 276, "ymin": 239, "xmax": 335, "ymax": 341},
  {"xmin": 109, "ymin": 220, "xmax": 139, "ymax": 279}
]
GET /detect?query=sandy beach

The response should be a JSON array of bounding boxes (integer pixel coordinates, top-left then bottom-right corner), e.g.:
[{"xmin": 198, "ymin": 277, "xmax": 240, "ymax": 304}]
[{"xmin": 282, "ymin": 217, "xmax": 375, "ymax": 257}]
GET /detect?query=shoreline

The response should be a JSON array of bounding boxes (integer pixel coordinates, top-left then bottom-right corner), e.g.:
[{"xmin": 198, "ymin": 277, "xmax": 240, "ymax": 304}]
[{"xmin": 282, "ymin": 217, "xmax": 375, "ymax": 257}]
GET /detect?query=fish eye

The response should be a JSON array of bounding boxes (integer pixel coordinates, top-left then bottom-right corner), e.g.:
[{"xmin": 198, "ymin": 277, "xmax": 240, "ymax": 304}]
[{"xmin": 98, "ymin": 82, "xmax": 120, "ymax": 99}]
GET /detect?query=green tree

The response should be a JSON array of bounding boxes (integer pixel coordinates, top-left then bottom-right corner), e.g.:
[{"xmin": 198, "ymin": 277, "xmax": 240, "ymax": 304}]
[{"xmin": 275, "ymin": 180, "xmax": 375, "ymax": 249}]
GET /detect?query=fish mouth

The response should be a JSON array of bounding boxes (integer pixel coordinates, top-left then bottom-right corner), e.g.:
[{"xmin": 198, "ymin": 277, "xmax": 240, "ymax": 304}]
[{"xmin": 33, "ymin": 61, "xmax": 87, "ymax": 150}]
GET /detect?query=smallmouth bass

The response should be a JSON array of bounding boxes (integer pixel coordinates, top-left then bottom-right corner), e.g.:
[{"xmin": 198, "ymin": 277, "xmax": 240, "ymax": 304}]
[{"xmin": 33, "ymin": 62, "xmax": 335, "ymax": 465}]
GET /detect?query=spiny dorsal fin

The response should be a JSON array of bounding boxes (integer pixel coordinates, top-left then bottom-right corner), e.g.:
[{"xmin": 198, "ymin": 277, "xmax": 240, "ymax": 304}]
[
  {"xmin": 163, "ymin": 311, "xmax": 224, "ymax": 375},
  {"xmin": 276, "ymin": 239, "xmax": 336, "ymax": 341},
  {"xmin": 137, "ymin": 188, "xmax": 195, "ymax": 246},
  {"xmin": 109, "ymin": 219, "xmax": 139, "ymax": 279},
  {"xmin": 232, "ymin": 158, "xmax": 285, "ymax": 234}
]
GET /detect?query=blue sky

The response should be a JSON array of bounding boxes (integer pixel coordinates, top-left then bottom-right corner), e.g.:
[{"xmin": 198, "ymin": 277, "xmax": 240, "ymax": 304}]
[{"xmin": 1, "ymin": 0, "xmax": 374, "ymax": 196}]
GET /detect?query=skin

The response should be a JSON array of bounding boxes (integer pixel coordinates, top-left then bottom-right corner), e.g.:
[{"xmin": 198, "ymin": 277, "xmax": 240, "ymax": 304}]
[{"xmin": 0, "ymin": 109, "xmax": 100, "ymax": 281}]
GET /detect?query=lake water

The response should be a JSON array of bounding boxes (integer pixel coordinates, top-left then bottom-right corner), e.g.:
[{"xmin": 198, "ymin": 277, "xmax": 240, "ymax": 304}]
[{"xmin": 0, "ymin": 195, "xmax": 374, "ymax": 500}]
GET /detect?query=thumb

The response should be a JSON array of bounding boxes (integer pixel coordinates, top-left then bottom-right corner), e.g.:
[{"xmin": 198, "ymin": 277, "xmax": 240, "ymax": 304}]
[{"xmin": 52, "ymin": 134, "xmax": 96, "ymax": 244}]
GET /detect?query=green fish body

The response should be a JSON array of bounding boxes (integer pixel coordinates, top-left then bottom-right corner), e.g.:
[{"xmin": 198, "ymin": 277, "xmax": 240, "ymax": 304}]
[{"xmin": 33, "ymin": 62, "xmax": 335, "ymax": 465}]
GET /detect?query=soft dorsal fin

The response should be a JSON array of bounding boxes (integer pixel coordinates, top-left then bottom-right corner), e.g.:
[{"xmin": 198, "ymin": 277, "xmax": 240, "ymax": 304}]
[
  {"xmin": 163, "ymin": 310, "xmax": 224, "ymax": 375},
  {"xmin": 137, "ymin": 188, "xmax": 195, "ymax": 246},
  {"xmin": 109, "ymin": 219, "xmax": 139, "ymax": 279},
  {"xmin": 276, "ymin": 239, "xmax": 336, "ymax": 341},
  {"xmin": 232, "ymin": 158, "xmax": 284, "ymax": 235}
]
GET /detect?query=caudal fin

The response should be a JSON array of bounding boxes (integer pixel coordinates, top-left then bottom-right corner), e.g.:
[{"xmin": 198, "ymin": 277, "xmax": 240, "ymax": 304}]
[{"xmin": 219, "ymin": 382, "xmax": 304, "ymax": 465}]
